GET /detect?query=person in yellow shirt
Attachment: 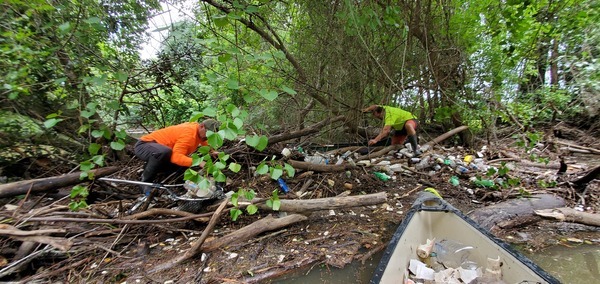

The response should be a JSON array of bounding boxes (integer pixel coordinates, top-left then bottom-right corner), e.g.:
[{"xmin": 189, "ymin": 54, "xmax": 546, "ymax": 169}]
[
  {"xmin": 134, "ymin": 119, "xmax": 220, "ymax": 195},
  {"xmin": 362, "ymin": 105, "xmax": 421, "ymax": 156}
]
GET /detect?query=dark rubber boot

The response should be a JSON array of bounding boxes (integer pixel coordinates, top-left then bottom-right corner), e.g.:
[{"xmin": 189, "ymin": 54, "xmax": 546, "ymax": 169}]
[{"xmin": 408, "ymin": 135, "xmax": 421, "ymax": 157}]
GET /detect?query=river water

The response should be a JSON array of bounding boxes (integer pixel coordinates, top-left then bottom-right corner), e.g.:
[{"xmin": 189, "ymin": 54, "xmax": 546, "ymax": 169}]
[{"xmin": 274, "ymin": 244, "xmax": 600, "ymax": 283}]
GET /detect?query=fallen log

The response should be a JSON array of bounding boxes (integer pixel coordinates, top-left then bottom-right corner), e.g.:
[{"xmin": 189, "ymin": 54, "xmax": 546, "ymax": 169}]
[
  {"xmin": 468, "ymin": 194, "xmax": 566, "ymax": 232},
  {"xmin": 355, "ymin": 145, "xmax": 401, "ymax": 161},
  {"xmin": 256, "ymin": 192, "xmax": 387, "ymax": 213},
  {"xmin": 554, "ymin": 140, "xmax": 600, "ymax": 155},
  {"xmin": 0, "ymin": 167, "xmax": 119, "ymax": 198},
  {"xmin": 268, "ymin": 115, "xmax": 345, "ymax": 145},
  {"xmin": 0, "ymin": 224, "xmax": 66, "ymax": 236},
  {"xmin": 201, "ymin": 213, "xmax": 308, "ymax": 252},
  {"xmin": 535, "ymin": 207, "xmax": 600, "ymax": 227},
  {"xmin": 572, "ymin": 165, "xmax": 600, "ymax": 190},
  {"xmin": 424, "ymin": 125, "xmax": 470, "ymax": 147}
]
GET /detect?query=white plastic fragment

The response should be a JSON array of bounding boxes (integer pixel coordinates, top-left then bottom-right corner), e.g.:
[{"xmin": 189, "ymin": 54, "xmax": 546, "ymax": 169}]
[{"xmin": 409, "ymin": 259, "xmax": 435, "ymax": 280}]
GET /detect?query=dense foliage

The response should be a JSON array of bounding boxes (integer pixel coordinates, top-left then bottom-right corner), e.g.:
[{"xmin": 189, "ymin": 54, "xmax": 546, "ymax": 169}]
[{"xmin": 1, "ymin": 0, "xmax": 598, "ymax": 177}]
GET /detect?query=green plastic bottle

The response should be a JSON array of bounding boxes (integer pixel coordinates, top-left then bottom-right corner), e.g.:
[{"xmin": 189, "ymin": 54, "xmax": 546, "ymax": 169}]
[
  {"xmin": 449, "ymin": 176, "xmax": 460, "ymax": 186},
  {"xmin": 374, "ymin": 172, "xmax": 390, "ymax": 181}
]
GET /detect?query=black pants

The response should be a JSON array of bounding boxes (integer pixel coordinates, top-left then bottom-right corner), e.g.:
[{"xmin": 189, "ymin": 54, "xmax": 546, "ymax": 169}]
[{"xmin": 134, "ymin": 140, "xmax": 173, "ymax": 183}]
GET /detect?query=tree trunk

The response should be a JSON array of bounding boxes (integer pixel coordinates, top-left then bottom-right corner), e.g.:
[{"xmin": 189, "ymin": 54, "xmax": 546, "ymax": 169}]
[
  {"xmin": 256, "ymin": 192, "xmax": 387, "ymax": 213},
  {"xmin": 0, "ymin": 167, "xmax": 119, "ymax": 198}
]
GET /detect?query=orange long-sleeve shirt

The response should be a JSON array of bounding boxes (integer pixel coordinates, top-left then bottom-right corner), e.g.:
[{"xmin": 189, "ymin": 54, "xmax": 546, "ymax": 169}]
[{"xmin": 139, "ymin": 122, "xmax": 207, "ymax": 167}]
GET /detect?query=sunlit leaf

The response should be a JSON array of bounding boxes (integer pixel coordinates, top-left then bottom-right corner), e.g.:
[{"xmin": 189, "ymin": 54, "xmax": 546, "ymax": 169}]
[
  {"xmin": 202, "ymin": 107, "xmax": 218, "ymax": 117},
  {"xmin": 229, "ymin": 163, "xmax": 242, "ymax": 173},
  {"xmin": 284, "ymin": 163, "xmax": 296, "ymax": 177},
  {"xmin": 245, "ymin": 135, "xmax": 260, "ymax": 147},
  {"xmin": 270, "ymin": 167, "xmax": 283, "ymax": 180},
  {"xmin": 43, "ymin": 118, "xmax": 63, "ymax": 128},
  {"xmin": 213, "ymin": 15, "xmax": 228, "ymax": 27},
  {"xmin": 256, "ymin": 163, "xmax": 269, "ymax": 175},
  {"xmin": 110, "ymin": 140, "xmax": 125, "ymax": 151},
  {"xmin": 90, "ymin": 155, "xmax": 104, "ymax": 167},
  {"xmin": 246, "ymin": 204, "xmax": 258, "ymax": 215},
  {"xmin": 88, "ymin": 143, "xmax": 101, "ymax": 155},
  {"xmin": 281, "ymin": 85, "xmax": 297, "ymax": 95},
  {"xmin": 115, "ymin": 71, "xmax": 128, "ymax": 82},
  {"xmin": 218, "ymin": 53, "xmax": 232, "ymax": 62},
  {"xmin": 230, "ymin": 208, "xmax": 242, "ymax": 221}
]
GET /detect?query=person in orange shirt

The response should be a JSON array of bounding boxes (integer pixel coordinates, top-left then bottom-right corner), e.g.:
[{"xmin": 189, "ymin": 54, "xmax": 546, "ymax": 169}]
[{"xmin": 134, "ymin": 119, "xmax": 220, "ymax": 195}]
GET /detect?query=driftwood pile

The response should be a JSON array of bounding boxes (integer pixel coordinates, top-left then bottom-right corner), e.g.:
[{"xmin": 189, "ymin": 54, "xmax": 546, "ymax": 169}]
[{"xmin": 1, "ymin": 122, "xmax": 599, "ymax": 282}]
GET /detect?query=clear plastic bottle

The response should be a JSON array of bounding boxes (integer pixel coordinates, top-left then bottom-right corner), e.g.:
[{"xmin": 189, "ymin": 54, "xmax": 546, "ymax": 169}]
[
  {"xmin": 434, "ymin": 239, "xmax": 475, "ymax": 268},
  {"xmin": 304, "ymin": 155, "xmax": 328, "ymax": 165}
]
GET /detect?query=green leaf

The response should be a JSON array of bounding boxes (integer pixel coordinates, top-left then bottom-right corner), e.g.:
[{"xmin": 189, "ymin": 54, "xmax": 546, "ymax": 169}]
[
  {"xmin": 84, "ymin": 17, "xmax": 101, "ymax": 24},
  {"xmin": 229, "ymin": 163, "xmax": 242, "ymax": 173},
  {"xmin": 226, "ymin": 78, "xmax": 240, "ymax": 90},
  {"xmin": 115, "ymin": 71, "xmax": 128, "ymax": 82},
  {"xmin": 202, "ymin": 107, "xmax": 218, "ymax": 117},
  {"xmin": 281, "ymin": 85, "xmax": 297, "ymax": 95},
  {"xmin": 218, "ymin": 53, "xmax": 232, "ymax": 62},
  {"xmin": 70, "ymin": 185, "xmax": 89, "ymax": 198},
  {"xmin": 246, "ymin": 204, "xmax": 258, "ymax": 215},
  {"xmin": 88, "ymin": 143, "xmax": 101, "ymax": 155},
  {"xmin": 271, "ymin": 199, "xmax": 281, "ymax": 211},
  {"xmin": 270, "ymin": 167, "xmax": 283, "ymax": 180},
  {"xmin": 206, "ymin": 73, "xmax": 218, "ymax": 82},
  {"xmin": 44, "ymin": 118, "xmax": 63, "ymax": 128},
  {"xmin": 257, "ymin": 89, "xmax": 278, "ymax": 101},
  {"xmin": 189, "ymin": 112, "xmax": 204, "ymax": 122},
  {"xmin": 245, "ymin": 134, "xmax": 260, "ymax": 147},
  {"xmin": 214, "ymin": 171, "xmax": 227, "ymax": 182},
  {"xmin": 227, "ymin": 104, "xmax": 240, "ymax": 117},
  {"xmin": 80, "ymin": 161, "xmax": 94, "ymax": 171},
  {"xmin": 256, "ymin": 136, "xmax": 268, "ymax": 151},
  {"xmin": 233, "ymin": 117, "xmax": 244, "ymax": 129},
  {"xmin": 80, "ymin": 109, "xmax": 95, "ymax": 119},
  {"xmin": 256, "ymin": 163, "xmax": 269, "ymax": 175},
  {"xmin": 213, "ymin": 15, "xmax": 229, "ymax": 27},
  {"xmin": 91, "ymin": 129, "xmax": 104, "ymax": 138},
  {"xmin": 244, "ymin": 189, "xmax": 256, "ymax": 201},
  {"xmin": 245, "ymin": 5, "xmax": 259, "ymax": 13},
  {"xmin": 115, "ymin": 129, "xmax": 127, "ymax": 139},
  {"xmin": 68, "ymin": 200, "xmax": 88, "ymax": 211},
  {"xmin": 110, "ymin": 140, "xmax": 125, "ymax": 151},
  {"xmin": 284, "ymin": 163, "xmax": 296, "ymax": 177},
  {"xmin": 58, "ymin": 22, "xmax": 71, "ymax": 32},
  {"xmin": 91, "ymin": 155, "xmax": 104, "ymax": 166},
  {"xmin": 207, "ymin": 131, "xmax": 224, "ymax": 148},
  {"xmin": 184, "ymin": 169, "xmax": 199, "ymax": 181},
  {"xmin": 230, "ymin": 208, "xmax": 242, "ymax": 221},
  {"xmin": 231, "ymin": 191, "xmax": 239, "ymax": 207}
]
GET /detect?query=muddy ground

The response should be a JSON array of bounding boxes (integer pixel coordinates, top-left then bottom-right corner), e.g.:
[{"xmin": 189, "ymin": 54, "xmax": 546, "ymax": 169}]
[{"xmin": 1, "ymin": 125, "xmax": 599, "ymax": 283}]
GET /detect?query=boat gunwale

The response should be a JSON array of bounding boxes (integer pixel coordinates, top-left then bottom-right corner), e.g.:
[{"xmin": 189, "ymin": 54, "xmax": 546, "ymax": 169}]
[{"xmin": 370, "ymin": 193, "xmax": 560, "ymax": 284}]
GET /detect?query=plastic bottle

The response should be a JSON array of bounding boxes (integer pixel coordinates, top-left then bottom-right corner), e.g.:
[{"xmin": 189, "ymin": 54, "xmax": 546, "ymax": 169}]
[
  {"xmin": 277, "ymin": 178, "xmax": 289, "ymax": 193},
  {"xmin": 304, "ymin": 155, "xmax": 328, "ymax": 165},
  {"xmin": 415, "ymin": 156, "xmax": 431, "ymax": 170},
  {"xmin": 434, "ymin": 239, "xmax": 475, "ymax": 268},
  {"xmin": 184, "ymin": 180, "xmax": 199, "ymax": 193},
  {"xmin": 456, "ymin": 165, "xmax": 469, "ymax": 174},
  {"xmin": 449, "ymin": 176, "xmax": 460, "ymax": 186},
  {"xmin": 374, "ymin": 172, "xmax": 390, "ymax": 181}
]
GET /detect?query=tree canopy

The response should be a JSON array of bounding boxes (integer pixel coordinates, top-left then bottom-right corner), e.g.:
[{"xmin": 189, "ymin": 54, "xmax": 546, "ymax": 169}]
[{"xmin": 1, "ymin": 0, "xmax": 599, "ymax": 174}]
